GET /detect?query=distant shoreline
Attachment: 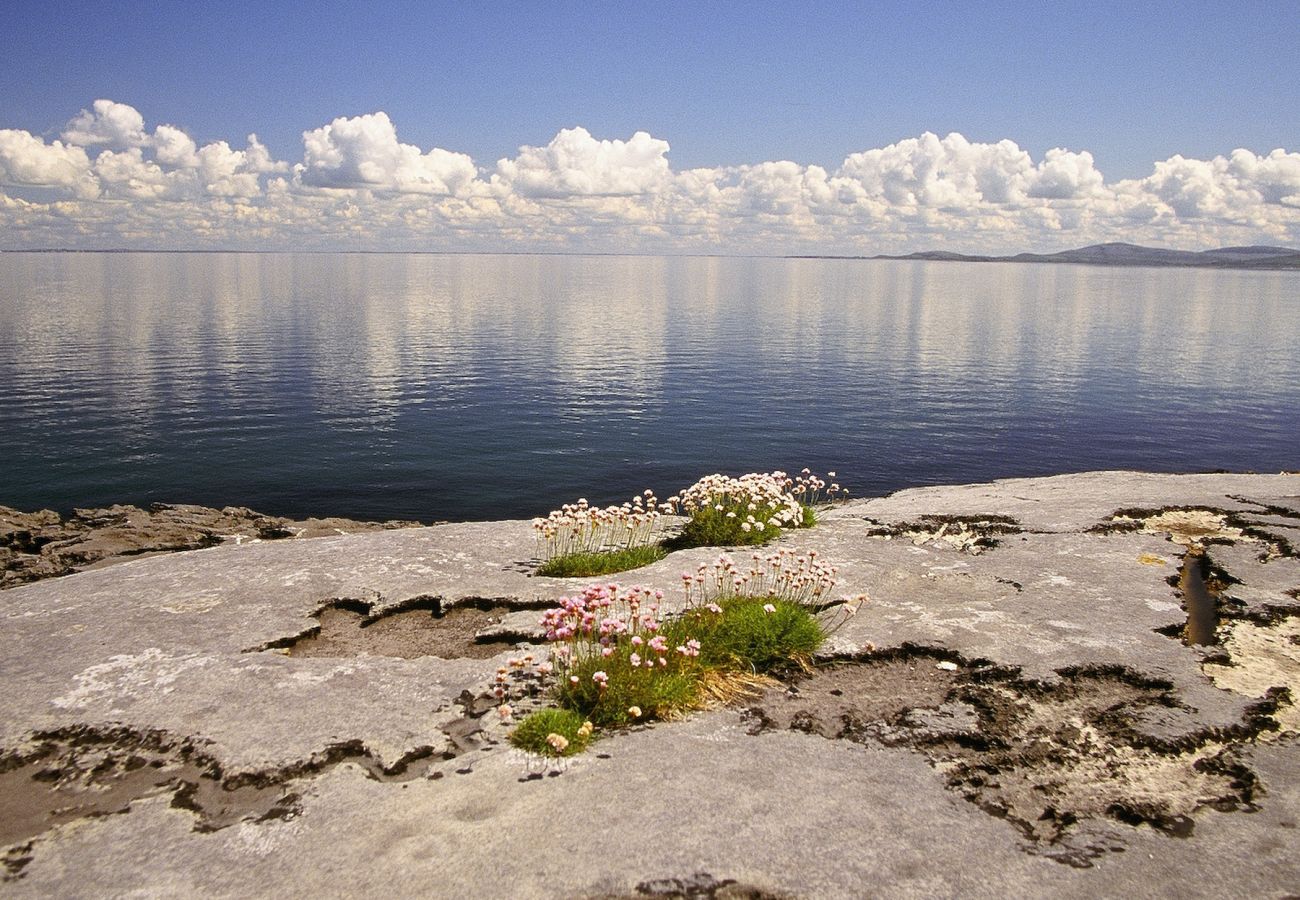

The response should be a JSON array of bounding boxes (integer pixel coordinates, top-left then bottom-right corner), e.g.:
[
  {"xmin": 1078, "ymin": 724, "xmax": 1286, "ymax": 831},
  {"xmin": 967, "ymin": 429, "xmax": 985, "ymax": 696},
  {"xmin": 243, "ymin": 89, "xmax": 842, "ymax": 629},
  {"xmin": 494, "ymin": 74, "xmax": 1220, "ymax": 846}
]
[
  {"xmin": 4, "ymin": 241, "xmax": 1299, "ymax": 269},
  {"xmin": 793, "ymin": 241, "xmax": 1300, "ymax": 271}
]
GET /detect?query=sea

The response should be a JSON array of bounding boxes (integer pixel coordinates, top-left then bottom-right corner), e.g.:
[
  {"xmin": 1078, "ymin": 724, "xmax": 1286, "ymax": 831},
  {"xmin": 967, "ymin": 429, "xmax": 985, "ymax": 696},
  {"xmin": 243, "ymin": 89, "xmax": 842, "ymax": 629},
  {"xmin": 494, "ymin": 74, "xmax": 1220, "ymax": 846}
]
[{"xmin": 1, "ymin": 252, "xmax": 1296, "ymax": 521}]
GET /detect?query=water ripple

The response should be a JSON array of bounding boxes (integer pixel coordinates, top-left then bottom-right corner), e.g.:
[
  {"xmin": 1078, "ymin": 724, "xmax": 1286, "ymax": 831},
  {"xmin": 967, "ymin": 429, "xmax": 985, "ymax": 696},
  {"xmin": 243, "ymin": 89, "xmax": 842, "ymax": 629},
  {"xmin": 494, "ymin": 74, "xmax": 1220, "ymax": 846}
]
[{"xmin": 1, "ymin": 253, "xmax": 1297, "ymax": 519}]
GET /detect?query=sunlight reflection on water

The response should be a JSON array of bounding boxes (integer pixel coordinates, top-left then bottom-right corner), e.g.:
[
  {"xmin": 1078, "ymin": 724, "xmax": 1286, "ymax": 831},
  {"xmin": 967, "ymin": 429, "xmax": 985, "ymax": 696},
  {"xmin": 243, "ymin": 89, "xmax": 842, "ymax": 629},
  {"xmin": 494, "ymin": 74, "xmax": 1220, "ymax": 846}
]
[{"xmin": 1, "ymin": 252, "xmax": 1296, "ymax": 520}]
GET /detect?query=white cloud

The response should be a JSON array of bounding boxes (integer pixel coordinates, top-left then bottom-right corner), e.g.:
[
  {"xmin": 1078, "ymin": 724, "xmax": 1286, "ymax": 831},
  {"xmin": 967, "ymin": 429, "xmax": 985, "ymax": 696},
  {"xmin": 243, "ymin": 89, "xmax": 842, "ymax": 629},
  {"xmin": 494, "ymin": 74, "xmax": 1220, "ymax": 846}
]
[
  {"xmin": 1, "ymin": 99, "xmax": 1297, "ymax": 253},
  {"xmin": 153, "ymin": 125, "xmax": 199, "ymax": 168},
  {"xmin": 94, "ymin": 148, "xmax": 193, "ymax": 200},
  {"xmin": 298, "ymin": 111, "xmax": 476, "ymax": 195},
  {"xmin": 62, "ymin": 99, "xmax": 150, "ymax": 149},
  {"xmin": 0, "ymin": 129, "xmax": 100, "ymax": 199},
  {"xmin": 1027, "ymin": 148, "xmax": 1104, "ymax": 200},
  {"xmin": 1133, "ymin": 148, "xmax": 1300, "ymax": 221},
  {"xmin": 196, "ymin": 136, "xmax": 288, "ymax": 198},
  {"xmin": 495, "ymin": 127, "xmax": 672, "ymax": 197},
  {"xmin": 1227, "ymin": 148, "xmax": 1300, "ymax": 207}
]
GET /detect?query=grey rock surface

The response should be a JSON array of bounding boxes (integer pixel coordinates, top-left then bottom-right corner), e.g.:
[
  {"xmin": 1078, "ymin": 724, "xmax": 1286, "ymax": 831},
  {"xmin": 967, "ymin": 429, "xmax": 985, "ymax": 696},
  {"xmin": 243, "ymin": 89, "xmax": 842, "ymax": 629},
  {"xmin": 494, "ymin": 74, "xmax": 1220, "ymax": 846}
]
[{"xmin": 2, "ymin": 471, "xmax": 1298, "ymax": 897}]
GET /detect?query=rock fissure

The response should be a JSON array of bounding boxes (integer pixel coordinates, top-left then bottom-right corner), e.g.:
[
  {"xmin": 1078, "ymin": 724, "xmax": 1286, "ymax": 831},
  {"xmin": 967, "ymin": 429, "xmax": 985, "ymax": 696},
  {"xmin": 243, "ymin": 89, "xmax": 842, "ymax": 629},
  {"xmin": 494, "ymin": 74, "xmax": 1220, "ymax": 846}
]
[
  {"xmin": 247, "ymin": 595, "xmax": 543, "ymax": 659},
  {"xmin": 3, "ymin": 473, "xmax": 1299, "ymax": 895},
  {"xmin": 0, "ymin": 716, "xmax": 503, "ymax": 878},
  {"xmin": 744, "ymin": 649, "xmax": 1281, "ymax": 867},
  {"xmin": 862, "ymin": 514, "xmax": 1025, "ymax": 554},
  {"xmin": 1097, "ymin": 505, "xmax": 1297, "ymax": 560}
]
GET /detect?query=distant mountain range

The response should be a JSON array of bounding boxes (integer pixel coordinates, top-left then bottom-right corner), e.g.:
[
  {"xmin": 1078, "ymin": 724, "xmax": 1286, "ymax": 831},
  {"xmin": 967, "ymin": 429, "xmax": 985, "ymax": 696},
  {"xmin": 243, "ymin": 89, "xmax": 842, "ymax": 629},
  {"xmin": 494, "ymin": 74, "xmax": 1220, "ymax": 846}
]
[{"xmin": 795, "ymin": 243, "xmax": 1300, "ymax": 270}]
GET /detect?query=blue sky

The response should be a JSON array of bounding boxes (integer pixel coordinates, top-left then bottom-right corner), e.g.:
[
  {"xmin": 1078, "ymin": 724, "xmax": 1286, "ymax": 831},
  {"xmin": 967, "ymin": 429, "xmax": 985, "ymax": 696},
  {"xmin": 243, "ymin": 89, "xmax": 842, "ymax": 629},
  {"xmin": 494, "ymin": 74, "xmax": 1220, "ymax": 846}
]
[{"xmin": 1, "ymin": 1, "xmax": 1297, "ymax": 252}]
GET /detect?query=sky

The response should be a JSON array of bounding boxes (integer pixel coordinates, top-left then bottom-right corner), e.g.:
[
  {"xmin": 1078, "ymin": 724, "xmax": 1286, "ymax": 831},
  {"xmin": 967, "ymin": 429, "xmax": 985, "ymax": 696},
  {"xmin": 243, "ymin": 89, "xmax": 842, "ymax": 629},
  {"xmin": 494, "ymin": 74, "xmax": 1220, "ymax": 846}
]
[{"xmin": 1, "ymin": 0, "xmax": 1297, "ymax": 254}]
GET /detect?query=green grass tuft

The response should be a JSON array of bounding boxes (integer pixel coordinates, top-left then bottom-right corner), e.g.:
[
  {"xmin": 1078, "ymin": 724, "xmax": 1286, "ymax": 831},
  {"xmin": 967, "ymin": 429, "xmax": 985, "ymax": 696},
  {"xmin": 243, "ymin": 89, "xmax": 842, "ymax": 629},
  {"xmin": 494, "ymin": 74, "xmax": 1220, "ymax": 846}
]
[
  {"xmin": 554, "ymin": 645, "xmax": 704, "ymax": 728},
  {"xmin": 536, "ymin": 544, "xmax": 668, "ymax": 577},
  {"xmin": 666, "ymin": 503, "xmax": 818, "ymax": 550},
  {"xmin": 667, "ymin": 597, "xmax": 824, "ymax": 673},
  {"xmin": 509, "ymin": 708, "xmax": 593, "ymax": 756}
]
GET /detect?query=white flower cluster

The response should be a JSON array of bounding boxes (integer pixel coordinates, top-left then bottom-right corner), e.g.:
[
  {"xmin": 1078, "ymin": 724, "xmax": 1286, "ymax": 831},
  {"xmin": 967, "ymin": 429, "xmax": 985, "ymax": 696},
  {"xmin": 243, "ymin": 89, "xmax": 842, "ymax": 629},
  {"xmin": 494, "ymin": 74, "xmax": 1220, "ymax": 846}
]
[
  {"xmin": 532, "ymin": 490, "xmax": 671, "ymax": 559},
  {"xmin": 682, "ymin": 549, "xmax": 839, "ymax": 607},
  {"xmin": 667, "ymin": 471, "xmax": 804, "ymax": 534},
  {"xmin": 783, "ymin": 468, "xmax": 847, "ymax": 505}
]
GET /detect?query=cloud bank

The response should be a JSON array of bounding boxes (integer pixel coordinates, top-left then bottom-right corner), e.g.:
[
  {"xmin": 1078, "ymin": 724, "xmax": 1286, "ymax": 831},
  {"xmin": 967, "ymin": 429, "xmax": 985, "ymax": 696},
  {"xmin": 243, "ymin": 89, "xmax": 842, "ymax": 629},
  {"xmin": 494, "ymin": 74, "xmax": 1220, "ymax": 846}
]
[{"xmin": 2, "ymin": 100, "xmax": 1297, "ymax": 253}]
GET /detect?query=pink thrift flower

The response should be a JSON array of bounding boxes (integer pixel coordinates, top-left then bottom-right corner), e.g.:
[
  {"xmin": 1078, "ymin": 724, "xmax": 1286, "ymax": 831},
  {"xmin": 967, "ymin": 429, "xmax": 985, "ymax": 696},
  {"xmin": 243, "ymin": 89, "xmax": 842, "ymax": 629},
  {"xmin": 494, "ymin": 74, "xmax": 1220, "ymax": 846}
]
[
  {"xmin": 763, "ymin": 603, "xmax": 777, "ymax": 614},
  {"xmin": 630, "ymin": 653, "xmax": 642, "ymax": 668}
]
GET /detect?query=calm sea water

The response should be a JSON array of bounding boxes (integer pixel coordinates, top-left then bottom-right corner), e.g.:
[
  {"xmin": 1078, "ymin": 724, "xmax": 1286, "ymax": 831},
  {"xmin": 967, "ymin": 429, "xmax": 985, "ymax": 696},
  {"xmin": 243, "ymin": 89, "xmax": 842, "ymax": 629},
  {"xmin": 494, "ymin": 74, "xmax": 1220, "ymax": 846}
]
[{"xmin": 1, "ymin": 252, "xmax": 1296, "ymax": 521}]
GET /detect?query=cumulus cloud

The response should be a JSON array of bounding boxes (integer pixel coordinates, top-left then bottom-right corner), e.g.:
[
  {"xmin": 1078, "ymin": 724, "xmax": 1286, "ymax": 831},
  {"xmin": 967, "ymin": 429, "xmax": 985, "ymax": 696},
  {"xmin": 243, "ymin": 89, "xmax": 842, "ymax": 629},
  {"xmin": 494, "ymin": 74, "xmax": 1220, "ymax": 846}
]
[
  {"xmin": 835, "ymin": 132, "xmax": 1107, "ymax": 209},
  {"xmin": 1, "ymin": 99, "xmax": 1297, "ymax": 253},
  {"xmin": 495, "ymin": 127, "xmax": 672, "ymax": 198},
  {"xmin": 93, "ymin": 147, "xmax": 192, "ymax": 200},
  {"xmin": 1135, "ymin": 149, "xmax": 1300, "ymax": 221},
  {"xmin": 0, "ymin": 130, "xmax": 100, "ymax": 199},
  {"xmin": 196, "ymin": 136, "xmax": 288, "ymax": 198},
  {"xmin": 298, "ymin": 111, "xmax": 476, "ymax": 195},
  {"xmin": 1027, "ymin": 148, "xmax": 1105, "ymax": 200},
  {"xmin": 152, "ymin": 125, "xmax": 199, "ymax": 168},
  {"xmin": 62, "ymin": 99, "xmax": 150, "ymax": 149}
]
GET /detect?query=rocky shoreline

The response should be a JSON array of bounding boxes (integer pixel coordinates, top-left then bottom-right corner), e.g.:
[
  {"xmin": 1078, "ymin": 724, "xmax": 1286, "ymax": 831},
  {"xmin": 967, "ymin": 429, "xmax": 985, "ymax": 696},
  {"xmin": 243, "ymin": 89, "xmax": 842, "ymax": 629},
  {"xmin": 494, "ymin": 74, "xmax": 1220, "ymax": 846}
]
[
  {"xmin": 1, "ymin": 471, "xmax": 1297, "ymax": 897},
  {"xmin": 0, "ymin": 503, "xmax": 421, "ymax": 590}
]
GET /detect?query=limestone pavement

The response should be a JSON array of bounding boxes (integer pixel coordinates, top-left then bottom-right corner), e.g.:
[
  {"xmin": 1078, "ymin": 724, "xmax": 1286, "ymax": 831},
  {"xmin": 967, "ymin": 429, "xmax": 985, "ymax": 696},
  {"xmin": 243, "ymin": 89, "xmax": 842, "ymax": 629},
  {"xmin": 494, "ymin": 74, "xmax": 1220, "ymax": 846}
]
[{"xmin": 2, "ymin": 471, "xmax": 1298, "ymax": 898}]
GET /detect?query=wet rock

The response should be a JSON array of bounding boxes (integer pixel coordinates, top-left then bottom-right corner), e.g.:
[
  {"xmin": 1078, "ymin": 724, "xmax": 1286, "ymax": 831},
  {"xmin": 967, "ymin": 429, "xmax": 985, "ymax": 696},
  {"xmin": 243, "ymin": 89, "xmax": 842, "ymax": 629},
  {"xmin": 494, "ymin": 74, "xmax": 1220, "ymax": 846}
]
[{"xmin": 0, "ymin": 503, "xmax": 421, "ymax": 590}]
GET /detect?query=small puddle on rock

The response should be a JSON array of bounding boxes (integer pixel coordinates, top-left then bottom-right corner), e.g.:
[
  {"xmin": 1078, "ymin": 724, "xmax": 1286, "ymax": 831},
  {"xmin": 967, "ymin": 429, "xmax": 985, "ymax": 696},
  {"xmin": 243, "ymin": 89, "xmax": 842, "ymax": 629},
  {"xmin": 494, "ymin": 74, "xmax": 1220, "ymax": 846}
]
[
  {"xmin": 285, "ymin": 601, "xmax": 524, "ymax": 660},
  {"xmin": 1179, "ymin": 552, "xmax": 1220, "ymax": 647}
]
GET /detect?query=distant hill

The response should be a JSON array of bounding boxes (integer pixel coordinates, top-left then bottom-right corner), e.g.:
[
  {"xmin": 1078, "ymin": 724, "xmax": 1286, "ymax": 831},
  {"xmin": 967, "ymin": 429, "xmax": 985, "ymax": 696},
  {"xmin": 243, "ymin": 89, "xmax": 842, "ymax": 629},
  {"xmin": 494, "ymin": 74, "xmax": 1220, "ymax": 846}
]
[{"xmin": 857, "ymin": 242, "xmax": 1300, "ymax": 269}]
